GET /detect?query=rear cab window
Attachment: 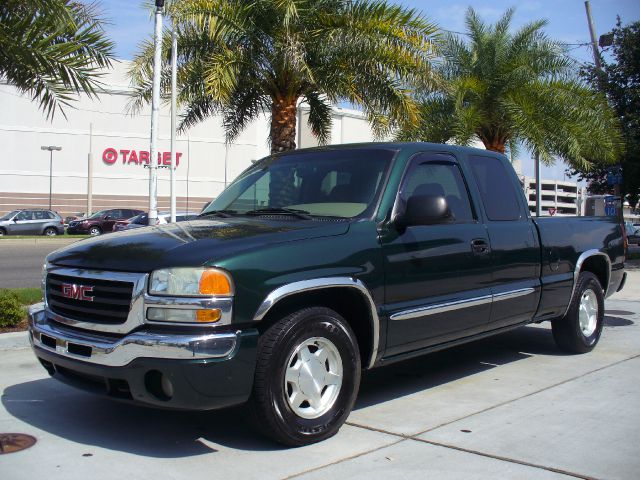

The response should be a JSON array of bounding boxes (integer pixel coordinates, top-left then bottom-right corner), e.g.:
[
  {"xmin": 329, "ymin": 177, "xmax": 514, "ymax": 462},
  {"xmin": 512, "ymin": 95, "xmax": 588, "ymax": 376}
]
[{"xmin": 468, "ymin": 155, "xmax": 524, "ymax": 221}]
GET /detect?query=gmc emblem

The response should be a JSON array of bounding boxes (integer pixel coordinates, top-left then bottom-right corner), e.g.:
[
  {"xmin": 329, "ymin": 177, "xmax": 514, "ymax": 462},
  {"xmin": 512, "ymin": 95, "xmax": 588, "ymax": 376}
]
[{"xmin": 61, "ymin": 283, "xmax": 94, "ymax": 302}]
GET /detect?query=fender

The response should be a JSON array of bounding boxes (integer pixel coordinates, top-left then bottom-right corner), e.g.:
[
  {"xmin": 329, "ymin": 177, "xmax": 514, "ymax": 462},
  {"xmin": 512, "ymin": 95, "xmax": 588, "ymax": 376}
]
[{"xmin": 253, "ymin": 277, "xmax": 380, "ymax": 369}]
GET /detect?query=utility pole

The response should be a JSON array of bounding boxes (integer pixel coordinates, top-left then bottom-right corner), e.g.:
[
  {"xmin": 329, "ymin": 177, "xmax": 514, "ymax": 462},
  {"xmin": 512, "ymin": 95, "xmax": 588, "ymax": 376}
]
[
  {"xmin": 87, "ymin": 123, "xmax": 93, "ymax": 217},
  {"xmin": 585, "ymin": 1, "xmax": 623, "ymax": 220},
  {"xmin": 148, "ymin": 0, "xmax": 164, "ymax": 226},
  {"xmin": 534, "ymin": 151, "xmax": 541, "ymax": 217},
  {"xmin": 170, "ymin": 27, "xmax": 178, "ymax": 223},
  {"xmin": 584, "ymin": 1, "xmax": 602, "ymax": 71}
]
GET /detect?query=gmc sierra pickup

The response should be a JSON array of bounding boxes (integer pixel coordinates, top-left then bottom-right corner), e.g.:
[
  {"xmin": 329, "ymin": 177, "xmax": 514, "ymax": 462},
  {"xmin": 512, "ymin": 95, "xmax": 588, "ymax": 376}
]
[{"xmin": 28, "ymin": 143, "xmax": 626, "ymax": 446}]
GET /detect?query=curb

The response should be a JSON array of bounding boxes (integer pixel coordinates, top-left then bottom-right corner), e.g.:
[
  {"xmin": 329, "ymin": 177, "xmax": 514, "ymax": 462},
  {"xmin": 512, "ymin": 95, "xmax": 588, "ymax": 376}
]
[
  {"xmin": 0, "ymin": 238, "xmax": 80, "ymax": 246},
  {"xmin": 0, "ymin": 331, "xmax": 29, "ymax": 350}
]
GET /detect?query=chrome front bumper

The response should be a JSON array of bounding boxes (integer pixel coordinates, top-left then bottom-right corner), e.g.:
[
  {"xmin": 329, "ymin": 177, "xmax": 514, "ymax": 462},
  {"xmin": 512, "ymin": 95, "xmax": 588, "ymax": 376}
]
[{"xmin": 28, "ymin": 303, "xmax": 238, "ymax": 367}]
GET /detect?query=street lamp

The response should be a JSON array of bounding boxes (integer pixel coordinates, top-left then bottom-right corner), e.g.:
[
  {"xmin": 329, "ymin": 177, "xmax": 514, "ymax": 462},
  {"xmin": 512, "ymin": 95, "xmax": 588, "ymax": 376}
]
[
  {"xmin": 148, "ymin": 0, "xmax": 165, "ymax": 226},
  {"xmin": 41, "ymin": 145, "xmax": 62, "ymax": 210}
]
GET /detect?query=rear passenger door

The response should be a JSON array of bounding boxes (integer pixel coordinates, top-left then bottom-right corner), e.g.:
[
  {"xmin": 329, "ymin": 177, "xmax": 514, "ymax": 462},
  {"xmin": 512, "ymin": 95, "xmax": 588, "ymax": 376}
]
[
  {"xmin": 467, "ymin": 155, "xmax": 541, "ymax": 329},
  {"xmin": 381, "ymin": 152, "xmax": 493, "ymax": 356}
]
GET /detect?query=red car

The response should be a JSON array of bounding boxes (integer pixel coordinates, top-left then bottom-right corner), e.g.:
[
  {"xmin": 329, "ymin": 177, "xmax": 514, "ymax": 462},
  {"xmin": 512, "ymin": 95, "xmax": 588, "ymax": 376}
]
[{"xmin": 67, "ymin": 208, "xmax": 144, "ymax": 236}]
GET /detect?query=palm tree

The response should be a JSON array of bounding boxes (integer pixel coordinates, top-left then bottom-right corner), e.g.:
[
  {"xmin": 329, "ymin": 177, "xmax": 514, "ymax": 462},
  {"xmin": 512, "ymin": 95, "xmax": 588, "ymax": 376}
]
[
  {"xmin": 129, "ymin": 0, "xmax": 438, "ymax": 153},
  {"xmin": 0, "ymin": 0, "xmax": 114, "ymax": 119},
  {"xmin": 396, "ymin": 8, "xmax": 622, "ymax": 169}
]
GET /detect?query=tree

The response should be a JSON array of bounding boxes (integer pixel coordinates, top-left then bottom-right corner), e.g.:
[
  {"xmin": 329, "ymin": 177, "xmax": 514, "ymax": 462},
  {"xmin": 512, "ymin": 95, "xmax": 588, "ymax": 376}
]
[
  {"xmin": 129, "ymin": 0, "xmax": 438, "ymax": 153},
  {"xmin": 396, "ymin": 7, "xmax": 622, "ymax": 171},
  {"xmin": 568, "ymin": 18, "xmax": 640, "ymax": 211},
  {"xmin": 0, "ymin": 0, "xmax": 114, "ymax": 119}
]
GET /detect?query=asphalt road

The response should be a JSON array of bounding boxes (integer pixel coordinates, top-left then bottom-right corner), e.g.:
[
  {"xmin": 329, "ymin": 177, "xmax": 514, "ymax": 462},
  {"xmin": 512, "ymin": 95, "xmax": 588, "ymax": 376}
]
[
  {"xmin": 1, "ymin": 267, "xmax": 639, "ymax": 479},
  {"xmin": 0, "ymin": 239, "xmax": 80, "ymax": 289}
]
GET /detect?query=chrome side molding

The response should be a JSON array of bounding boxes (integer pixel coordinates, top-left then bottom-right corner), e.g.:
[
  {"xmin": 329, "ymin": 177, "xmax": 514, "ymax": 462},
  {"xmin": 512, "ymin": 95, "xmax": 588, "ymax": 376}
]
[
  {"xmin": 390, "ymin": 287, "xmax": 536, "ymax": 322},
  {"xmin": 253, "ymin": 277, "xmax": 380, "ymax": 369}
]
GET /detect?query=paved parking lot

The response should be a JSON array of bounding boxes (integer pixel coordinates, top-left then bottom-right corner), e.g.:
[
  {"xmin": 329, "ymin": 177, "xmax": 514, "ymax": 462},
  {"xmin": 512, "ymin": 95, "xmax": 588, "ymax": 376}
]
[{"xmin": 1, "ymin": 267, "xmax": 639, "ymax": 479}]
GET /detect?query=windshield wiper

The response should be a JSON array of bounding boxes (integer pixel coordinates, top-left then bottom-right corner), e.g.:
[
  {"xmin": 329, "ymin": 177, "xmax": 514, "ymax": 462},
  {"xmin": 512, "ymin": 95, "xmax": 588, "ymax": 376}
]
[
  {"xmin": 245, "ymin": 207, "xmax": 312, "ymax": 220},
  {"xmin": 199, "ymin": 209, "xmax": 238, "ymax": 218}
]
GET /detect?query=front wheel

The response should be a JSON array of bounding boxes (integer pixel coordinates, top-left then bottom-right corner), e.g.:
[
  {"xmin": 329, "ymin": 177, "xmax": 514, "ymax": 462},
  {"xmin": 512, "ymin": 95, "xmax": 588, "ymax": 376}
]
[
  {"xmin": 250, "ymin": 307, "xmax": 361, "ymax": 446},
  {"xmin": 552, "ymin": 271, "xmax": 604, "ymax": 353},
  {"xmin": 89, "ymin": 226, "xmax": 102, "ymax": 236}
]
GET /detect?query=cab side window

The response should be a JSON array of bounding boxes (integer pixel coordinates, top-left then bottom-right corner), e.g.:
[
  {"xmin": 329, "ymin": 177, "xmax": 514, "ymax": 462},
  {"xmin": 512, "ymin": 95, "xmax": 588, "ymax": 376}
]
[
  {"xmin": 400, "ymin": 155, "xmax": 475, "ymax": 223},
  {"xmin": 469, "ymin": 155, "xmax": 523, "ymax": 221}
]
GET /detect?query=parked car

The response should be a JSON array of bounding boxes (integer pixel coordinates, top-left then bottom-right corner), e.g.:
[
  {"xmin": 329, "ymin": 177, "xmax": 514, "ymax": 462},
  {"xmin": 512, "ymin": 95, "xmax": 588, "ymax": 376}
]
[
  {"xmin": 64, "ymin": 212, "xmax": 85, "ymax": 226},
  {"xmin": 29, "ymin": 143, "xmax": 626, "ymax": 446},
  {"xmin": 112, "ymin": 215, "xmax": 139, "ymax": 232},
  {"xmin": 627, "ymin": 225, "xmax": 640, "ymax": 245},
  {"xmin": 67, "ymin": 208, "xmax": 144, "ymax": 235},
  {"xmin": 119, "ymin": 211, "xmax": 199, "ymax": 231},
  {"xmin": 0, "ymin": 209, "xmax": 64, "ymax": 236}
]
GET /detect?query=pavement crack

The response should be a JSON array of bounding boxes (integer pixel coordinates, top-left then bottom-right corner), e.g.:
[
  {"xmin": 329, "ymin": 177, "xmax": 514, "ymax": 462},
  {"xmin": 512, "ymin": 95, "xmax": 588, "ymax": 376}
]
[
  {"xmin": 414, "ymin": 353, "xmax": 640, "ymax": 437},
  {"xmin": 413, "ymin": 438, "xmax": 601, "ymax": 480},
  {"xmin": 281, "ymin": 438, "xmax": 405, "ymax": 480}
]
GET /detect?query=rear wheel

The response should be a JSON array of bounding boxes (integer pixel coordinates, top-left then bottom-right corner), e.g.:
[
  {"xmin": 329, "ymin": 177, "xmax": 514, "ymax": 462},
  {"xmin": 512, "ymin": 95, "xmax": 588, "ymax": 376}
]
[
  {"xmin": 89, "ymin": 226, "xmax": 102, "ymax": 236},
  {"xmin": 250, "ymin": 307, "xmax": 360, "ymax": 446},
  {"xmin": 552, "ymin": 271, "xmax": 604, "ymax": 353},
  {"xmin": 43, "ymin": 227, "xmax": 57, "ymax": 236}
]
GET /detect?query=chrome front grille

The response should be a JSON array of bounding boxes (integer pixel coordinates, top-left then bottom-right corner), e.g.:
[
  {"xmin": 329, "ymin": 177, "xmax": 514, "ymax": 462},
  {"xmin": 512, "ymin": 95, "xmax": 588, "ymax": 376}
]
[
  {"xmin": 45, "ymin": 267, "xmax": 148, "ymax": 334},
  {"xmin": 47, "ymin": 273, "xmax": 134, "ymax": 324}
]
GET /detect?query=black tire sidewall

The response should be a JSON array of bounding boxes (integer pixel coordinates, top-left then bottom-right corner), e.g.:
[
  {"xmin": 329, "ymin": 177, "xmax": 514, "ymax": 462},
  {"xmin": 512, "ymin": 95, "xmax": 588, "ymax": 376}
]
[
  {"xmin": 263, "ymin": 309, "xmax": 360, "ymax": 445},
  {"xmin": 568, "ymin": 273, "xmax": 605, "ymax": 350}
]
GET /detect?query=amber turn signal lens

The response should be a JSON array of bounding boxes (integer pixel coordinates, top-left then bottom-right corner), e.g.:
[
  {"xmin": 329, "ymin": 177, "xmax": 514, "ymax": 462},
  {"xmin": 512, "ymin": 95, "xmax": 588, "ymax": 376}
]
[
  {"xmin": 199, "ymin": 270, "xmax": 232, "ymax": 295},
  {"xmin": 196, "ymin": 309, "xmax": 221, "ymax": 323}
]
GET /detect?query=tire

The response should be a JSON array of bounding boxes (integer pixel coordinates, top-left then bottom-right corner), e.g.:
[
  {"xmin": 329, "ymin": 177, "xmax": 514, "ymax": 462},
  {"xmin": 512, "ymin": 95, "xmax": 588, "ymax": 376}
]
[
  {"xmin": 0, "ymin": 228, "xmax": 5, "ymax": 236},
  {"xmin": 43, "ymin": 227, "xmax": 57, "ymax": 236},
  {"xmin": 552, "ymin": 271, "xmax": 604, "ymax": 353},
  {"xmin": 89, "ymin": 226, "xmax": 102, "ymax": 236},
  {"xmin": 250, "ymin": 307, "xmax": 361, "ymax": 446}
]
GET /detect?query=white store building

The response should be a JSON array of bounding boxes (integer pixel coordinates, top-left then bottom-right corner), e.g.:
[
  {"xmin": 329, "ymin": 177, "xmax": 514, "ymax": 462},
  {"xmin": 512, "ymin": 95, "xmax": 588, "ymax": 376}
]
[{"xmin": 0, "ymin": 61, "xmax": 378, "ymax": 218}]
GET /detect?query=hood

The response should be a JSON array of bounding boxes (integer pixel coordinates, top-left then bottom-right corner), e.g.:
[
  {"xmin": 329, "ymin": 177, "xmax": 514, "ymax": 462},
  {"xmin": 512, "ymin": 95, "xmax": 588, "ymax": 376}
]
[{"xmin": 48, "ymin": 217, "xmax": 350, "ymax": 271}]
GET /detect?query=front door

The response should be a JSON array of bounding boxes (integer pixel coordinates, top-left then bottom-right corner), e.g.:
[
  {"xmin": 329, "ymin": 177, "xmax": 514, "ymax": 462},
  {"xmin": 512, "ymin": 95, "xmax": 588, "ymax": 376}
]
[
  {"xmin": 11, "ymin": 211, "xmax": 37, "ymax": 234},
  {"xmin": 381, "ymin": 152, "xmax": 493, "ymax": 357}
]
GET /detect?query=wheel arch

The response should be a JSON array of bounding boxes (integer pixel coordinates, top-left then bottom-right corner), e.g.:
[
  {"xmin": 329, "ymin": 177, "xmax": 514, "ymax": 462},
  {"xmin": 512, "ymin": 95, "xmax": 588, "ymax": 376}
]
[
  {"xmin": 253, "ymin": 278, "xmax": 380, "ymax": 369},
  {"xmin": 564, "ymin": 250, "xmax": 611, "ymax": 317}
]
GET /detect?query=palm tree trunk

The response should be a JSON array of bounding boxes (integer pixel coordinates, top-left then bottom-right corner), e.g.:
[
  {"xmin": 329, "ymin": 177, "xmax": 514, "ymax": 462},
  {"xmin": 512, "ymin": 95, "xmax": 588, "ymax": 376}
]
[
  {"xmin": 267, "ymin": 95, "xmax": 299, "ymax": 207},
  {"xmin": 479, "ymin": 135, "xmax": 507, "ymax": 154},
  {"xmin": 270, "ymin": 95, "xmax": 298, "ymax": 154}
]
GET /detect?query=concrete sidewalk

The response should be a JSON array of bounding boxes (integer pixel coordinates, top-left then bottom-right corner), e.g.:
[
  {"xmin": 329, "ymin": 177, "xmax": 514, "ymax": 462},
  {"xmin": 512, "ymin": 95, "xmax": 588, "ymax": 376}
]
[{"xmin": 1, "ymin": 272, "xmax": 638, "ymax": 479}]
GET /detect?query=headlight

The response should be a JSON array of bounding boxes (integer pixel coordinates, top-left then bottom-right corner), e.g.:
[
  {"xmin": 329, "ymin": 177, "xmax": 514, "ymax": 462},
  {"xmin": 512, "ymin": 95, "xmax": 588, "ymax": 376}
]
[{"xmin": 149, "ymin": 267, "xmax": 233, "ymax": 297}]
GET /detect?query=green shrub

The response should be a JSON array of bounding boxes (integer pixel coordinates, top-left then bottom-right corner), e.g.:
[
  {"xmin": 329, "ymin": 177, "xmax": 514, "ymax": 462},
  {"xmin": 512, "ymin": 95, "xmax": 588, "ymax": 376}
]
[{"xmin": 0, "ymin": 290, "xmax": 25, "ymax": 327}]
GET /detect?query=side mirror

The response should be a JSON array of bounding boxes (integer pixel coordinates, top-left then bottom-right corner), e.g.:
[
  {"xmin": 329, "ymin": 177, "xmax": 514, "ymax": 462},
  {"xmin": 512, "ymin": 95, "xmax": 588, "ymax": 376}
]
[
  {"xmin": 104, "ymin": 215, "xmax": 112, "ymax": 220},
  {"xmin": 395, "ymin": 194, "xmax": 453, "ymax": 227}
]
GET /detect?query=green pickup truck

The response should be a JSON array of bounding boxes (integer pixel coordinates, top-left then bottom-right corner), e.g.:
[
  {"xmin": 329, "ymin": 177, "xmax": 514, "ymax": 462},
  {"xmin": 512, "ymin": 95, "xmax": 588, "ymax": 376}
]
[{"xmin": 28, "ymin": 143, "xmax": 626, "ymax": 446}]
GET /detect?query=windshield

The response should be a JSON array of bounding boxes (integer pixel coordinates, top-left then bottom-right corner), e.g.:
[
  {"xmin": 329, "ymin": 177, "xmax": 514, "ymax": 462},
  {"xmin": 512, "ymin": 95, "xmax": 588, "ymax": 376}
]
[
  {"xmin": 88, "ymin": 210, "xmax": 109, "ymax": 219},
  {"xmin": 204, "ymin": 148, "xmax": 395, "ymax": 218},
  {"xmin": 0, "ymin": 210, "xmax": 19, "ymax": 221}
]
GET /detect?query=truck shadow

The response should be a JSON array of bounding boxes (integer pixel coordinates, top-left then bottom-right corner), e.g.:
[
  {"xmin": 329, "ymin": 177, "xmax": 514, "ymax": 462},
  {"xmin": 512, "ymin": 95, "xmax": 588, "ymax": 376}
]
[
  {"xmin": 0, "ymin": 322, "xmax": 615, "ymax": 457},
  {"xmin": 354, "ymin": 323, "xmax": 560, "ymax": 410}
]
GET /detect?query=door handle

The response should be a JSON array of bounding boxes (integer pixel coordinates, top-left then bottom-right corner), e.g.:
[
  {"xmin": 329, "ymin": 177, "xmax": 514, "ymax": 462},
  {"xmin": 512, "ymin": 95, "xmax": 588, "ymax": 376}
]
[{"xmin": 471, "ymin": 238, "xmax": 490, "ymax": 255}]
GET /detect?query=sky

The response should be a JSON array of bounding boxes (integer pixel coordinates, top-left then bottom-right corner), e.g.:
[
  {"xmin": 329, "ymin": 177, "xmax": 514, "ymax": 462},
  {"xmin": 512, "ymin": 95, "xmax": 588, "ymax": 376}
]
[{"xmin": 99, "ymin": 0, "xmax": 640, "ymax": 181}]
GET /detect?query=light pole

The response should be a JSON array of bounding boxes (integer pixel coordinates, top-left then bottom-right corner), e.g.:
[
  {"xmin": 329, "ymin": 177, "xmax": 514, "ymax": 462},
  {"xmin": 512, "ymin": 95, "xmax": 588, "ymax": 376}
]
[
  {"xmin": 148, "ymin": 0, "xmax": 165, "ymax": 226},
  {"xmin": 41, "ymin": 145, "xmax": 62, "ymax": 210}
]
